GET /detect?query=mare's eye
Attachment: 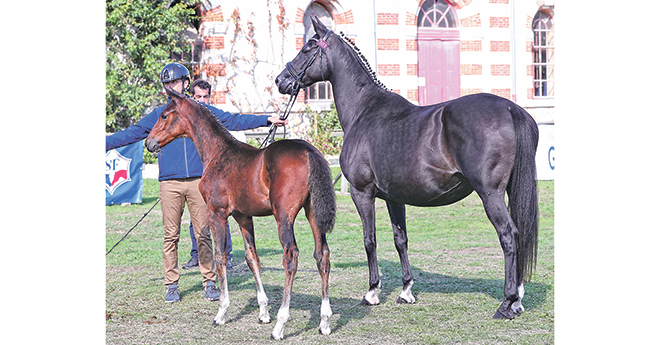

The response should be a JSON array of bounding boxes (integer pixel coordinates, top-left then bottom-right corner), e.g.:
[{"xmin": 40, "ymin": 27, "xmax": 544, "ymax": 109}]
[
  {"xmin": 305, "ymin": 39, "xmax": 318, "ymax": 50},
  {"xmin": 161, "ymin": 114, "xmax": 168, "ymax": 120}
]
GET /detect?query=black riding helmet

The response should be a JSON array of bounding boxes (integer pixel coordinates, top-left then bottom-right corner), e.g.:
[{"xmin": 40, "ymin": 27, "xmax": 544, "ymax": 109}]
[{"xmin": 160, "ymin": 62, "xmax": 190, "ymax": 93}]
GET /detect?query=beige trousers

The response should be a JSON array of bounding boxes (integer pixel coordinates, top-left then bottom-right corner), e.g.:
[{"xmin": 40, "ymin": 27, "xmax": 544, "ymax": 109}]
[{"xmin": 159, "ymin": 178, "xmax": 215, "ymax": 287}]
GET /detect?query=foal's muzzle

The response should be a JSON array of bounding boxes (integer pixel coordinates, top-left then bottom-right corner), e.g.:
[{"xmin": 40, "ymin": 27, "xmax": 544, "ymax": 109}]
[{"xmin": 145, "ymin": 138, "xmax": 161, "ymax": 153}]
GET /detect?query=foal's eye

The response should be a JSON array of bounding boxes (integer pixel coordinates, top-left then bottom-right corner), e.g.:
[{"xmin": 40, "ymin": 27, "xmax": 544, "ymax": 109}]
[{"xmin": 161, "ymin": 114, "xmax": 168, "ymax": 120}]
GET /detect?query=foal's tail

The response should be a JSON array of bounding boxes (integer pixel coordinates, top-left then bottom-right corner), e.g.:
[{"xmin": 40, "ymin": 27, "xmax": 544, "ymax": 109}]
[
  {"xmin": 307, "ymin": 148, "xmax": 336, "ymax": 234},
  {"xmin": 508, "ymin": 104, "xmax": 539, "ymax": 283}
]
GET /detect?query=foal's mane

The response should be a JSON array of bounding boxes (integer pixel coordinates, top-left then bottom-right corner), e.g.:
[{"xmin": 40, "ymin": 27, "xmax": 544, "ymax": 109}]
[
  {"xmin": 186, "ymin": 97, "xmax": 240, "ymax": 144},
  {"xmin": 337, "ymin": 31, "xmax": 390, "ymax": 92}
]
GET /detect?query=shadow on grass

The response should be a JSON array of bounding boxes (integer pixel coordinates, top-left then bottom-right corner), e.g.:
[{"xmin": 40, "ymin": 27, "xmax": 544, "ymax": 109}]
[
  {"xmin": 218, "ymin": 290, "xmax": 369, "ymax": 340},
  {"xmin": 174, "ymin": 249, "xmax": 372, "ymax": 338},
  {"xmin": 335, "ymin": 259, "xmax": 550, "ymax": 312},
  {"xmin": 175, "ymin": 271, "xmax": 370, "ymax": 339},
  {"xmin": 173, "ymin": 255, "xmax": 549, "ymax": 339}
]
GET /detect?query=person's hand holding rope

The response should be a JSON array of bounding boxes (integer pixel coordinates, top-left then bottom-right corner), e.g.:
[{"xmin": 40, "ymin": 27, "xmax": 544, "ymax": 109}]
[{"xmin": 268, "ymin": 115, "xmax": 288, "ymax": 127}]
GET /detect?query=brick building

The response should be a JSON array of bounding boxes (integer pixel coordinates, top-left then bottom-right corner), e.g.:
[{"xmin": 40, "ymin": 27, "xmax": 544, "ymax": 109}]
[{"xmin": 181, "ymin": 0, "xmax": 554, "ymax": 135}]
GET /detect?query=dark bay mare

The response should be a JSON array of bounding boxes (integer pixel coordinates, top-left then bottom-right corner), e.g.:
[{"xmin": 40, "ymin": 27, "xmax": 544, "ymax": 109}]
[
  {"xmin": 275, "ymin": 17, "xmax": 539, "ymax": 320},
  {"xmin": 145, "ymin": 87, "xmax": 336, "ymax": 339}
]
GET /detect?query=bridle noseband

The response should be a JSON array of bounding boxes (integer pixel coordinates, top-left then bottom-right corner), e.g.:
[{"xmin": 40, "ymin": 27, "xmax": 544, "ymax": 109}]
[{"xmin": 262, "ymin": 30, "xmax": 333, "ymax": 147}]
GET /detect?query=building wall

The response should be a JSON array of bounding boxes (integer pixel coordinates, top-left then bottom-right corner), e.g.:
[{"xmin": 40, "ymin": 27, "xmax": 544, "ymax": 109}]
[{"xmin": 195, "ymin": 0, "xmax": 554, "ymax": 129}]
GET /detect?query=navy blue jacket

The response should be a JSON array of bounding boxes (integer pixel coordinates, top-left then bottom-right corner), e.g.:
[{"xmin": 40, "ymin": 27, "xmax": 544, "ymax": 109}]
[{"xmin": 106, "ymin": 100, "xmax": 269, "ymax": 181}]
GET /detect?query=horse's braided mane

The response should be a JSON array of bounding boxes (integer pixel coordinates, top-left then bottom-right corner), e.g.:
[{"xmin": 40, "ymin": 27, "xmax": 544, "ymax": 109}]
[{"xmin": 338, "ymin": 31, "xmax": 391, "ymax": 92}]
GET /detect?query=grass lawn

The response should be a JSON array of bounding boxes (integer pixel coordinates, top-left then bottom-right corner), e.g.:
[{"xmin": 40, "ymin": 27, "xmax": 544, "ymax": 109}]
[{"xmin": 106, "ymin": 178, "xmax": 554, "ymax": 344}]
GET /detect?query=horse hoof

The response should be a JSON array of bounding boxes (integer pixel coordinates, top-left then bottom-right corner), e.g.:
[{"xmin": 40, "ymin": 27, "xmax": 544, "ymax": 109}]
[
  {"xmin": 270, "ymin": 334, "xmax": 283, "ymax": 341},
  {"xmin": 212, "ymin": 316, "xmax": 227, "ymax": 326},
  {"xmin": 493, "ymin": 310, "xmax": 515, "ymax": 320},
  {"xmin": 396, "ymin": 296, "xmax": 415, "ymax": 304},
  {"xmin": 319, "ymin": 326, "xmax": 332, "ymax": 335},
  {"xmin": 511, "ymin": 302, "xmax": 525, "ymax": 314},
  {"xmin": 259, "ymin": 318, "xmax": 272, "ymax": 324},
  {"xmin": 359, "ymin": 297, "xmax": 379, "ymax": 306}
]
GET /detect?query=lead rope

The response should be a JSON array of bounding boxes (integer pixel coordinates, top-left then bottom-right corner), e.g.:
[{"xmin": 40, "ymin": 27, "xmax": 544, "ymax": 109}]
[
  {"xmin": 260, "ymin": 86, "xmax": 300, "ymax": 148},
  {"xmin": 261, "ymin": 30, "xmax": 333, "ymax": 148},
  {"xmin": 106, "ymin": 198, "xmax": 161, "ymax": 255}
]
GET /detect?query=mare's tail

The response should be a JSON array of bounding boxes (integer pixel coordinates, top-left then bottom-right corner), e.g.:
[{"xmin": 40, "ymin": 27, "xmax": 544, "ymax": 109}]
[
  {"xmin": 508, "ymin": 104, "xmax": 540, "ymax": 283},
  {"xmin": 307, "ymin": 148, "xmax": 336, "ymax": 234}
]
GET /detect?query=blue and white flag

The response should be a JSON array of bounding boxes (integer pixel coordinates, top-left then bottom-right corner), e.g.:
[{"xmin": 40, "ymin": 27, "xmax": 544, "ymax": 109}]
[{"xmin": 106, "ymin": 141, "xmax": 143, "ymax": 205}]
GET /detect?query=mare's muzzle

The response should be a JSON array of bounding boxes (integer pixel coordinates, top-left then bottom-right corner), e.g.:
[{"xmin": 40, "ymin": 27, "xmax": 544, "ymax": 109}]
[{"xmin": 275, "ymin": 71, "xmax": 295, "ymax": 95}]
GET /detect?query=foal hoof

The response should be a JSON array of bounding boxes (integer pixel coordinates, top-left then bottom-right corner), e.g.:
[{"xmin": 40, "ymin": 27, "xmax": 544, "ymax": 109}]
[{"xmin": 493, "ymin": 310, "xmax": 515, "ymax": 320}]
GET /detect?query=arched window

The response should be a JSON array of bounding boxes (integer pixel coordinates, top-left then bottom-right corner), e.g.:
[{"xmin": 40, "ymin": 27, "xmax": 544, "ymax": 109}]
[
  {"xmin": 303, "ymin": 2, "xmax": 334, "ymax": 104},
  {"xmin": 417, "ymin": 0, "xmax": 458, "ymax": 28},
  {"xmin": 532, "ymin": 10, "xmax": 554, "ymax": 98}
]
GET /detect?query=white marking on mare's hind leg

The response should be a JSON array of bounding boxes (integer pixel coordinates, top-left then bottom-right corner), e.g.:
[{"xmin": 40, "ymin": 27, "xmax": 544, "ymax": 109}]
[
  {"xmin": 318, "ymin": 297, "xmax": 332, "ymax": 335},
  {"xmin": 362, "ymin": 284, "xmax": 381, "ymax": 305},
  {"xmin": 396, "ymin": 281, "xmax": 416, "ymax": 304},
  {"xmin": 511, "ymin": 283, "xmax": 525, "ymax": 314}
]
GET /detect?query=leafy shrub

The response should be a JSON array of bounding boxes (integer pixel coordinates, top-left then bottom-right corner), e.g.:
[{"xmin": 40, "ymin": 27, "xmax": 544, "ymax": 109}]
[{"xmin": 304, "ymin": 103, "xmax": 343, "ymax": 156}]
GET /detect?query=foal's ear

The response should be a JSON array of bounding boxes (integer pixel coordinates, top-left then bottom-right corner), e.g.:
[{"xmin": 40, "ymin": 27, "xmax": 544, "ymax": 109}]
[
  {"xmin": 311, "ymin": 16, "xmax": 328, "ymax": 35},
  {"xmin": 164, "ymin": 85, "xmax": 185, "ymax": 104}
]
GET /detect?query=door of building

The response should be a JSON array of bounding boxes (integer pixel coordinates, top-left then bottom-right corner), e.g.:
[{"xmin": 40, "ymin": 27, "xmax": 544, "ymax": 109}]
[{"xmin": 417, "ymin": 0, "xmax": 460, "ymax": 106}]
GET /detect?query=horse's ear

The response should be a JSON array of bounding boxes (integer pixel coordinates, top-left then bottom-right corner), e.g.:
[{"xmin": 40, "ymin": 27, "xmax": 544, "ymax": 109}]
[
  {"xmin": 164, "ymin": 85, "xmax": 185, "ymax": 104},
  {"xmin": 311, "ymin": 16, "xmax": 328, "ymax": 36}
]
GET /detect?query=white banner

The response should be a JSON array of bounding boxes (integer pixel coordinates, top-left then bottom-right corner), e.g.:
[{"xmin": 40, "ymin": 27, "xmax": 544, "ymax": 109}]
[{"xmin": 536, "ymin": 124, "xmax": 555, "ymax": 180}]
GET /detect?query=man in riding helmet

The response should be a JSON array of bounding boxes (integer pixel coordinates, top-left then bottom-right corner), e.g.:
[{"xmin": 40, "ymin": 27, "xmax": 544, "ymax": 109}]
[{"xmin": 106, "ymin": 62, "xmax": 286, "ymax": 303}]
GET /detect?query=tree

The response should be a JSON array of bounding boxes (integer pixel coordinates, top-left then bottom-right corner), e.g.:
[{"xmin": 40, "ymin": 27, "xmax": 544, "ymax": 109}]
[{"xmin": 106, "ymin": 0, "xmax": 198, "ymax": 132}]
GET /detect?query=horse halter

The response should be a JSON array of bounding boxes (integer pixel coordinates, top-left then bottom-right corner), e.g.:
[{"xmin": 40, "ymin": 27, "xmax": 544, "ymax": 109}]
[
  {"xmin": 285, "ymin": 30, "xmax": 333, "ymax": 90},
  {"xmin": 262, "ymin": 30, "xmax": 333, "ymax": 148}
]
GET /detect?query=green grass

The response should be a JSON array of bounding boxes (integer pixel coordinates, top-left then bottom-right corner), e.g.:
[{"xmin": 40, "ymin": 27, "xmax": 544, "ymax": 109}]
[{"xmin": 106, "ymin": 179, "xmax": 554, "ymax": 344}]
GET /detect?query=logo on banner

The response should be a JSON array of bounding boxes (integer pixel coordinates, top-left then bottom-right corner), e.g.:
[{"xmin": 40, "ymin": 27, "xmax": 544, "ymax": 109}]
[
  {"xmin": 548, "ymin": 146, "xmax": 555, "ymax": 170},
  {"xmin": 106, "ymin": 150, "xmax": 132, "ymax": 195}
]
